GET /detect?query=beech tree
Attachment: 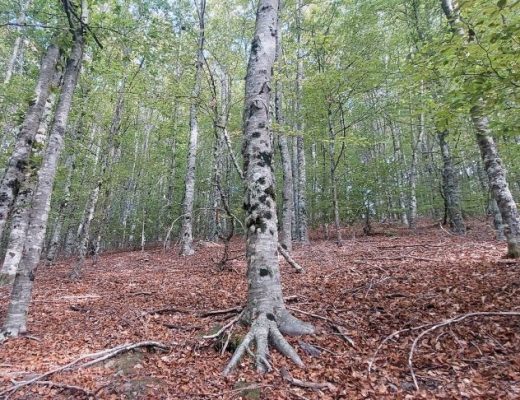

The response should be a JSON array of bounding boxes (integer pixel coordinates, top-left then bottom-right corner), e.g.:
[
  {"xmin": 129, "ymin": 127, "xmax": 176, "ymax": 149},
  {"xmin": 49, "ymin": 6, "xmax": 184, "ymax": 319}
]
[
  {"xmin": 0, "ymin": 0, "xmax": 86, "ymax": 339},
  {"xmin": 223, "ymin": 0, "xmax": 313, "ymax": 374}
]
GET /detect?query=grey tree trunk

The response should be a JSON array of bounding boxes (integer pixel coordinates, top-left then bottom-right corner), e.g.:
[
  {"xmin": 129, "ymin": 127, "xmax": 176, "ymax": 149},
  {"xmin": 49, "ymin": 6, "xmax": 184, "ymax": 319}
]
[
  {"xmin": 0, "ymin": 9, "xmax": 85, "ymax": 338},
  {"xmin": 440, "ymin": 0, "xmax": 520, "ymax": 258},
  {"xmin": 438, "ymin": 130, "xmax": 465, "ymax": 234},
  {"xmin": 0, "ymin": 81, "xmax": 58, "ymax": 283},
  {"xmin": 389, "ymin": 121, "xmax": 409, "ymax": 225},
  {"xmin": 180, "ymin": 0, "xmax": 205, "ymax": 256},
  {"xmin": 275, "ymin": 19, "xmax": 293, "ymax": 252},
  {"xmin": 472, "ymin": 105, "xmax": 520, "ymax": 257},
  {"xmin": 223, "ymin": 0, "xmax": 313, "ymax": 376},
  {"xmin": 0, "ymin": 44, "xmax": 59, "ymax": 242},
  {"xmin": 294, "ymin": 0, "xmax": 309, "ymax": 244}
]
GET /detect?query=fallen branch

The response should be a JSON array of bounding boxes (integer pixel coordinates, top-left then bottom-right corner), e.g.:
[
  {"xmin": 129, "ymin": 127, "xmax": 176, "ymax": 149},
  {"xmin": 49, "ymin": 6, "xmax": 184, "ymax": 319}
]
[
  {"xmin": 331, "ymin": 324, "xmax": 355, "ymax": 348},
  {"xmin": 280, "ymin": 367, "xmax": 336, "ymax": 391},
  {"xmin": 0, "ymin": 341, "xmax": 170, "ymax": 398},
  {"xmin": 278, "ymin": 244, "xmax": 304, "ymax": 273},
  {"xmin": 408, "ymin": 311, "xmax": 520, "ymax": 391}
]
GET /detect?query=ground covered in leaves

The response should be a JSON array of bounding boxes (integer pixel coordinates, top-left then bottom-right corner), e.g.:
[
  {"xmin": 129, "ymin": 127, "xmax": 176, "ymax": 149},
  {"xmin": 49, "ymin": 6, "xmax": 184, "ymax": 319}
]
[{"xmin": 0, "ymin": 220, "xmax": 519, "ymax": 399}]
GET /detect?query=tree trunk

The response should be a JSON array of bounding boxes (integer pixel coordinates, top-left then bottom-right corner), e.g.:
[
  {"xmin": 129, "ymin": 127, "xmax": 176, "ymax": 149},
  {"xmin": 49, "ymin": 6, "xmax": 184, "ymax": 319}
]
[
  {"xmin": 438, "ymin": 130, "xmax": 465, "ymax": 234},
  {"xmin": 0, "ymin": 44, "xmax": 59, "ymax": 242},
  {"xmin": 0, "ymin": 11, "xmax": 85, "ymax": 338},
  {"xmin": 3, "ymin": 0, "xmax": 32, "ymax": 84},
  {"xmin": 0, "ymin": 80, "xmax": 59, "ymax": 283},
  {"xmin": 223, "ymin": 0, "xmax": 313, "ymax": 376},
  {"xmin": 440, "ymin": 0, "xmax": 520, "ymax": 258},
  {"xmin": 472, "ymin": 105, "xmax": 520, "ymax": 257},
  {"xmin": 294, "ymin": 0, "xmax": 309, "ymax": 244},
  {"xmin": 275, "ymin": 21, "xmax": 293, "ymax": 252},
  {"xmin": 180, "ymin": 0, "xmax": 205, "ymax": 256}
]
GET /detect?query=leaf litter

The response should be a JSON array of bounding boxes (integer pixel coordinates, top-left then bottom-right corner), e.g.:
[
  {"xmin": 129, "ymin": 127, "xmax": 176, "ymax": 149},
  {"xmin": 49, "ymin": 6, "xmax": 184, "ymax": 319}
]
[{"xmin": 0, "ymin": 220, "xmax": 518, "ymax": 399}]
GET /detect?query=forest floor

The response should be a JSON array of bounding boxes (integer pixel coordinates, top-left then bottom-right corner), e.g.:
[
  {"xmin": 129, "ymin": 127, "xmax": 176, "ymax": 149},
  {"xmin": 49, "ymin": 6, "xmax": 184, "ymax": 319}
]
[{"xmin": 0, "ymin": 220, "xmax": 519, "ymax": 399}]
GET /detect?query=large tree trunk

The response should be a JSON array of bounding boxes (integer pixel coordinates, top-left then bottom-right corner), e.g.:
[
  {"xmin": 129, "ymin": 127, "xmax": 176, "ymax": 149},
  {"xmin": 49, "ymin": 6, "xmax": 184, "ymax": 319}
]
[
  {"xmin": 0, "ymin": 44, "xmax": 59, "ymax": 242},
  {"xmin": 0, "ymin": 9, "xmax": 85, "ymax": 338},
  {"xmin": 438, "ymin": 130, "xmax": 465, "ymax": 234},
  {"xmin": 0, "ymin": 80, "xmax": 59, "ymax": 284},
  {"xmin": 180, "ymin": 0, "xmax": 205, "ymax": 256},
  {"xmin": 223, "ymin": 0, "xmax": 313, "ymax": 376}
]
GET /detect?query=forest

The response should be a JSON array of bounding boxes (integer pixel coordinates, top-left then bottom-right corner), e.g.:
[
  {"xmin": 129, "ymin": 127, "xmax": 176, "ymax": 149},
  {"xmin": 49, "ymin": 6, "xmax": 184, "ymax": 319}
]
[{"xmin": 0, "ymin": 0, "xmax": 519, "ymax": 398}]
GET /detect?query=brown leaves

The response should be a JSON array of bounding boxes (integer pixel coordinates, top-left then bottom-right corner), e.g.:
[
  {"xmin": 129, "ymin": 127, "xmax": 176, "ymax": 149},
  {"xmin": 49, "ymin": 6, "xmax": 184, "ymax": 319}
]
[{"xmin": 0, "ymin": 222, "xmax": 518, "ymax": 398}]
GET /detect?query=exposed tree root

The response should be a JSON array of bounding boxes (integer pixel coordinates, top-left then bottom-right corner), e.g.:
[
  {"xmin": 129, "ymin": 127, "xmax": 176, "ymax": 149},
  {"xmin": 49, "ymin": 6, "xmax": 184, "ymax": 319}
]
[
  {"xmin": 0, "ymin": 341, "xmax": 169, "ymax": 398},
  {"xmin": 223, "ymin": 312, "xmax": 311, "ymax": 375}
]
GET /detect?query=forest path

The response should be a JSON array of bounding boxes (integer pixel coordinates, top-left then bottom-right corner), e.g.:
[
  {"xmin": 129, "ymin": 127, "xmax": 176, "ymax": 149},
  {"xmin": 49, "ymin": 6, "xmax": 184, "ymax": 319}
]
[{"xmin": 0, "ymin": 221, "xmax": 518, "ymax": 399}]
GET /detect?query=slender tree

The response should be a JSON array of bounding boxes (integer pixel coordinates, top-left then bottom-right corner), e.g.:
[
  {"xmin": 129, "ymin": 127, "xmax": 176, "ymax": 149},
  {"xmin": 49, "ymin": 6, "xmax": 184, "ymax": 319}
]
[{"xmin": 180, "ymin": 0, "xmax": 206, "ymax": 256}]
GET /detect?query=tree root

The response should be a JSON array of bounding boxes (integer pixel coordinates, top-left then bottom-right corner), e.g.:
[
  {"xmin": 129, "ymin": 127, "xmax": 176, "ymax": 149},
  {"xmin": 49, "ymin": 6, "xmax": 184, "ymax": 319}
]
[
  {"xmin": 0, "ymin": 341, "xmax": 170, "ymax": 398},
  {"xmin": 223, "ymin": 313, "xmax": 307, "ymax": 375}
]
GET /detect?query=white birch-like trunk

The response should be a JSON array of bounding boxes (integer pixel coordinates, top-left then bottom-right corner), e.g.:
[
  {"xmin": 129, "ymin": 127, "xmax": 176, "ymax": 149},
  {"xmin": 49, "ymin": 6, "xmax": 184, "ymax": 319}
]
[
  {"xmin": 224, "ymin": 0, "xmax": 313, "ymax": 376},
  {"xmin": 180, "ymin": 0, "xmax": 205, "ymax": 256},
  {"xmin": 0, "ymin": 44, "xmax": 59, "ymax": 242},
  {"xmin": 0, "ymin": 12, "xmax": 85, "ymax": 338},
  {"xmin": 0, "ymin": 82, "xmax": 58, "ymax": 283}
]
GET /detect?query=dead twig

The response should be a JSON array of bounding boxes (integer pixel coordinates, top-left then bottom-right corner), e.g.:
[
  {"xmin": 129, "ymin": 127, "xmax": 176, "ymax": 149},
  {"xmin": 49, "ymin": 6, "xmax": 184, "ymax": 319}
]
[
  {"xmin": 331, "ymin": 325, "xmax": 355, "ymax": 348},
  {"xmin": 408, "ymin": 311, "xmax": 520, "ymax": 391},
  {"xmin": 203, "ymin": 311, "xmax": 244, "ymax": 339},
  {"xmin": 280, "ymin": 367, "xmax": 336, "ymax": 391},
  {"xmin": 0, "ymin": 341, "xmax": 170, "ymax": 398}
]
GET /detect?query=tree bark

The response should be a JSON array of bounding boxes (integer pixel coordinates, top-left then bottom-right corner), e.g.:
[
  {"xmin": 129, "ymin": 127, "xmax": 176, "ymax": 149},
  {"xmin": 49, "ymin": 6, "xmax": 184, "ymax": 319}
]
[
  {"xmin": 223, "ymin": 0, "xmax": 313, "ymax": 376},
  {"xmin": 0, "ymin": 79, "xmax": 59, "ymax": 283},
  {"xmin": 0, "ymin": 5, "xmax": 85, "ymax": 338},
  {"xmin": 3, "ymin": 0, "xmax": 32, "ymax": 84},
  {"xmin": 437, "ymin": 130, "xmax": 465, "ymax": 234},
  {"xmin": 472, "ymin": 105, "xmax": 520, "ymax": 257},
  {"xmin": 0, "ymin": 44, "xmax": 59, "ymax": 242},
  {"xmin": 180, "ymin": 0, "xmax": 205, "ymax": 256}
]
